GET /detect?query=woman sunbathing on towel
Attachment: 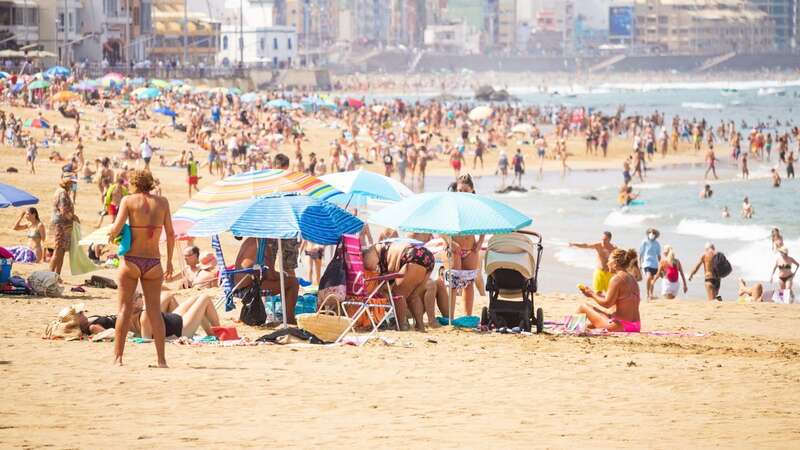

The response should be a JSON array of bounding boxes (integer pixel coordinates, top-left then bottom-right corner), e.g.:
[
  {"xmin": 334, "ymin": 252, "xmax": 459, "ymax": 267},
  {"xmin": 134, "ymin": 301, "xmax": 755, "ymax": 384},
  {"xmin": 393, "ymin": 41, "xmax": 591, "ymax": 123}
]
[
  {"xmin": 362, "ymin": 241, "xmax": 435, "ymax": 331},
  {"xmin": 78, "ymin": 292, "xmax": 220, "ymax": 339},
  {"xmin": 576, "ymin": 248, "xmax": 641, "ymax": 333}
]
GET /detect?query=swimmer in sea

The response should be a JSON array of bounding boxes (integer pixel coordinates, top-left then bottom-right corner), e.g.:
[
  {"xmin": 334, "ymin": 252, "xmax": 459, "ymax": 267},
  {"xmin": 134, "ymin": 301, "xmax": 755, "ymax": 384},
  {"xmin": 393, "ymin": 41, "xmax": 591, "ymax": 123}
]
[
  {"xmin": 700, "ymin": 184, "xmax": 713, "ymax": 199},
  {"xmin": 741, "ymin": 196, "xmax": 754, "ymax": 219}
]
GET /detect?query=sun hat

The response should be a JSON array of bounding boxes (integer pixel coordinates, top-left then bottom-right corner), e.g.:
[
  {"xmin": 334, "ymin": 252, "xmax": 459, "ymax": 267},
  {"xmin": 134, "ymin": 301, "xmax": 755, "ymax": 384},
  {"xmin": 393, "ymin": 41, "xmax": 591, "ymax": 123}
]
[
  {"xmin": 43, "ymin": 303, "xmax": 86, "ymax": 340},
  {"xmin": 198, "ymin": 251, "xmax": 217, "ymax": 270}
]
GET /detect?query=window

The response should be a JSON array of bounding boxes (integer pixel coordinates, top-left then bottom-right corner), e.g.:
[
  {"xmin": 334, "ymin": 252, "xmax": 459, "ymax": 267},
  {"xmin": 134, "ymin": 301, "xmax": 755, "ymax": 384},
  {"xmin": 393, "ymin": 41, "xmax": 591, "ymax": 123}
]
[
  {"xmin": 57, "ymin": 12, "xmax": 64, "ymax": 31},
  {"xmin": 260, "ymin": 38, "xmax": 265, "ymax": 50},
  {"xmin": 223, "ymin": 35, "xmax": 228, "ymax": 50},
  {"xmin": 104, "ymin": 0, "xmax": 118, "ymax": 17},
  {"xmin": 287, "ymin": 37, "xmax": 292, "ymax": 49},
  {"xmin": 273, "ymin": 56, "xmax": 278, "ymax": 66},
  {"xmin": 140, "ymin": 2, "xmax": 151, "ymax": 32},
  {"xmin": 273, "ymin": 38, "xmax": 278, "ymax": 50}
]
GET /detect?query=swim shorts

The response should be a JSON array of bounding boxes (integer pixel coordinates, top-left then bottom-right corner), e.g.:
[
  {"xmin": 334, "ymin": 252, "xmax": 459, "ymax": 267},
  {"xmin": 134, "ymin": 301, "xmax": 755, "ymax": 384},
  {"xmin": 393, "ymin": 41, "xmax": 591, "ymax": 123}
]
[{"xmin": 593, "ymin": 269, "xmax": 613, "ymax": 293}]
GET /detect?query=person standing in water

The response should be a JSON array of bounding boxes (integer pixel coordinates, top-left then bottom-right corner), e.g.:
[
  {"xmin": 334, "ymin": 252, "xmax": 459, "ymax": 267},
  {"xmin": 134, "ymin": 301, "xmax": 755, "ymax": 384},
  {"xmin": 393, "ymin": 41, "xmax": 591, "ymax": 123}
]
[
  {"xmin": 569, "ymin": 232, "xmax": 617, "ymax": 294},
  {"xmin": 704, "ymin": 147, "xmax": 718, "ymax": 180},
  {"xmin": 109, "ymin": 170, "xmax": 175, "ymax": 367}
]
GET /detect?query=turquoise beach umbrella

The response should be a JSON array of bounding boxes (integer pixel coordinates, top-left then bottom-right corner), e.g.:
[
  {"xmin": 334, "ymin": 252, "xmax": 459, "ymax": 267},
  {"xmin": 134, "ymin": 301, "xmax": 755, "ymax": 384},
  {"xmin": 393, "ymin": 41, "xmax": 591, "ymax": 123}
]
[
  {"xmin": 369, "ymin": 192, "xmax": 532, "ymax": 236},
  {"xmin": 28, "ymin": 80, "xmax": 51, "ymax": 90},
  {"xmin": 268, "ymin": 98, "xmax": 291, "ymax": 109},
  {"xmin": 135, "ymin": 87, "xmax": 161, "ymax": 100}
]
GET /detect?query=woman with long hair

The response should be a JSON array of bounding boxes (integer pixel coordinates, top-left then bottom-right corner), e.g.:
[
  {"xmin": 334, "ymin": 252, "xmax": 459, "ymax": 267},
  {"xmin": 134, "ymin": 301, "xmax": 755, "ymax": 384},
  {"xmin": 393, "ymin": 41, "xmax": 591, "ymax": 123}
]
[
  {"xmin": 109, "ymin": 170, "xmax": 175, "ymax": 367},
  {"xmin": 577, "ymin": 248, "xmax": 642, "ymax": 332},
  {"xmin": 447, "ymin": 174, "xmax": 485, "ymax": 317},
  {"xmin": 656, "ymin": 245, "xmax": 688, "ymax": 299},
  {"xmin": 13, "ymin": 207, "xmax": 46, "ymax": 262}
]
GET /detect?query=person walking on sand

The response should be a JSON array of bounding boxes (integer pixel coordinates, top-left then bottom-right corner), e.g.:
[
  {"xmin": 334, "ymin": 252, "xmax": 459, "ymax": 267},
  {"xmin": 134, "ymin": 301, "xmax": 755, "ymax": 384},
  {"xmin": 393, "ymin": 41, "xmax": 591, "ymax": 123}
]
[
  {"xmin": 639, "ymin": 228, "xmax": 662, "ymax": 301},
  {"xmin": 689, "ymin": 243, "xmax": 722, "ymax": 301},
  {"xmin": 186, "ymin": 152, "xmax": 199, "ymax": 198},
  {"xmin": 109, "ymin": 170, "xmax": 175, "ymax": 368},
  {"xmin": 569, "ymin": 231, "xmax": 617, "ymax": 294},
  {"xmin": 49, "ymin": 177, "xmax": 78, "ymax": 276},
  {"xmin": 656, "ymin": 245, "xmax": 688, "ymax": 299}
]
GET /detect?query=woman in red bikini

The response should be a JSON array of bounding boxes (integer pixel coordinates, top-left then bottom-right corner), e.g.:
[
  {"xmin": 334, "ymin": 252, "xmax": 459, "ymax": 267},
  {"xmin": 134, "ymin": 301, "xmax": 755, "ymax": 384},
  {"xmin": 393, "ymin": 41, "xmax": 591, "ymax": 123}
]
[
  {"xmin": 109, "ymin": 170, "xmax": 175, "ymax": 367},
  {"xmin": 576, "ymin": 248, "xmax": 642, "ymax": 333}
]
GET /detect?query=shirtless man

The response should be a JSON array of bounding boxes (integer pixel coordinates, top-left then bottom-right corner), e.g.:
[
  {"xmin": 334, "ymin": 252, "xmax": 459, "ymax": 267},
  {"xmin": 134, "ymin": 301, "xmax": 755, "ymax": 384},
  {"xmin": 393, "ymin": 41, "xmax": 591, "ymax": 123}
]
[
  {"xmin": 569, "ymin": 231, "xmax": 617, "ymax": 294},
  {"xmin": 704, "ymin": 148, "xmax": 718, "ymax": 180},
  {"xmin": 688, "ymin": 243, "xmax": 721, "ymax": 301}
]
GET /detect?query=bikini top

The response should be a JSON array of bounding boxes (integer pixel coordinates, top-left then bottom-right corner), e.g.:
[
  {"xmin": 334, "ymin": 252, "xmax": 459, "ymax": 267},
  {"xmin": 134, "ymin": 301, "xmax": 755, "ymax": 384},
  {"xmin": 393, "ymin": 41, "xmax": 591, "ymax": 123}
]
[
  {"xmin": 27, "ymin": 227, "xmax": 41, "ymax": 239},
  {"xmin": 128, "ymin": 193, "xmax": 162, "ymax": 239}
]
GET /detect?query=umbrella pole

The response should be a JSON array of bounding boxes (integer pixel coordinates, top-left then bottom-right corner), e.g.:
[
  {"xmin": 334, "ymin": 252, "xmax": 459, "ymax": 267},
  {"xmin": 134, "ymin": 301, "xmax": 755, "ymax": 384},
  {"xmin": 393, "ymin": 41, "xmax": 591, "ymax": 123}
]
[
  {"xmin": 278, "ymin": 239, "xmax": 288, "ymax": 329},
  {"xmin": 448, "ymin": 235, "xmax": 454, "ymax": 327}
]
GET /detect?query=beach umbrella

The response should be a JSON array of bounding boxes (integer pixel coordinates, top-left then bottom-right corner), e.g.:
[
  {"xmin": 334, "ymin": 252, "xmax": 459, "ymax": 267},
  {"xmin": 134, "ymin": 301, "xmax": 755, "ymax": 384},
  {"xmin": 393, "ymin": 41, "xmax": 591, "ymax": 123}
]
[
  {"xmin": 0, "ymin": 183, "xmax": 38, "ymax": 208},
  {"xmin": 240, "ymin": 92, "xmax": 258, "ymax": 103},
  {"xmin": 369, "ymin": 192, "xmax": 532, "ymax": 324},
  {"xmin": 268, "ymin": 98, "xmax": 291, "ymax": 109},
  {"xmin": 28, "ymin": 80, "xmax": 50, "ymax": 90},
  {"xmin": 171, "ymin": 169, "xmax": 344, "ymax": 238},
  {"xmin": 189, "ymin": 193, "xmax": 363, "ymax": 327},
  {"xmin": 511, "ymin": 123, "xmax": 533, "ymax": 134},
  {"xmin": 102, "ymin": 72, "xmax": 124, "ymax": 82},
  {"xmin": 72, "ymin": 80, "xmax": 98, "ymax": 92},
  {"xmin": 469, "ymin": 106, "xmax": 493, "ymax": 121},
  {"xmin": 0, "ymin": 71, "xmax": 9, "ymax": 79},
  {"xmin": 129, "ymin": 77, "xmax": 146, "ymax": 86},
  {"xmin": 228, "ymin": 87, "xmax": 242, "ymax": 95},
  {"xmin": 44, "ymin": 66, "xmax": 70, "ymax": 78},
  {"xmin": 320, "ymin": 101, "xmax": 338, "ymax": 111},
  {"xmin": 346, "ymin": 98, "xmax": 363, "ymax": 108},
  {"xmin": 51, "ymin": 91, "xmax": 79, "ymax": 102},
  {"xmin": 153, "ymin": 106, "xmax": 177, "ymax": 117},
  {"xmin": 134, "ymin": 87, "xmax": 161, "ymax": 100},
  {"xmin": 150, "ymin": 79, "xmax": 170, "ymax": 89},
  {"xmin": 320, "ymin": 169, "xmax": 413, "ymax": 207},
  {"xmin": 23, "ymin": 118, "xmax": 50, "ymax": 128},
  {"xmin": 169, "ymin": 79, "xmax": 184, "ymax": 87}
]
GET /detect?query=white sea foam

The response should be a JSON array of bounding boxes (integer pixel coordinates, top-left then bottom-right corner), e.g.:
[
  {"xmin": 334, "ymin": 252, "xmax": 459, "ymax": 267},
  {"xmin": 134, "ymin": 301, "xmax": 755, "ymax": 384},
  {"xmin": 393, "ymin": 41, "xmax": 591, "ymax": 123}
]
[
  {"xmin": 539, "ymin": 188, "xmax": 581, "ymax": 196},
  {"xmin": 632, "ymin": 182, "xmax": 665, "ymax": 190},
  {"xmin": 603, "ymin": 210, "xmax": 661, "ymax": 228},
  {"xmin": 554, "ymin": 246, "xmax": 598, "ymax": 270},
  {"xmin": 681, "ymin": 102, "xmax": 724, "ymax": 110},
  {"xmin": 729, "ymin": 238, "xmax": 800, "ymax": 281},
  {"xmin": 674, "ymin": 219, "xmax": 771, "ymax": 242}
]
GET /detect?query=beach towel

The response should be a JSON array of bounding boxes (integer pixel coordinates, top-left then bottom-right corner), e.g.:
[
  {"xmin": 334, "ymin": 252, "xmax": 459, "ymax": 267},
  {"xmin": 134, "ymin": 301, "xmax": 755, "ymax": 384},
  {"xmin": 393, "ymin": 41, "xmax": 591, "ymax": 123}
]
[
  {"xmin": 437, "ymin": 315, "xmax": 480, "ymax": 328},
  {"xmin": 68, "ymin": 227, "xmax": 99, "ymax": 276},
  {"xmin": 6, "ymin": 246, "xmax": 37, "ymax": 263}
]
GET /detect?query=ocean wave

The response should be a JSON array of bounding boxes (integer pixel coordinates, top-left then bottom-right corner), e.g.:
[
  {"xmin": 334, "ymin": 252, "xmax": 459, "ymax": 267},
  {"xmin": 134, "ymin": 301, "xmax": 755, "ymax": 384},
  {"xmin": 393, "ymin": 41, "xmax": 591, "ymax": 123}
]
[
  {"xmin": 631, "ymin": 182, "xmax": 665, "ymax": 190},
  {"xmin": 674, "ymin": 219, "xmax": 771, "ymax": 242},
  {"xmin": 538, "ymin": 188, "xmax": 582, "ymax": 196},
  {"xmin": 729, "ymin": 238, "xmax": 800, "ymax": 280},
  {"xmin": 596, "ymin": 79, "xmax": 800, "ymax": 92},
  {"xmin": 603, "ymin": 210, "xmax": 661, "ymax": 228},
  {"xmin": 553, "ymin": 246, "xmax": 598, "ymax": 270},
  {"xmin": 681, "ymin": 102, "xmax": 724, "ymax": 110}
]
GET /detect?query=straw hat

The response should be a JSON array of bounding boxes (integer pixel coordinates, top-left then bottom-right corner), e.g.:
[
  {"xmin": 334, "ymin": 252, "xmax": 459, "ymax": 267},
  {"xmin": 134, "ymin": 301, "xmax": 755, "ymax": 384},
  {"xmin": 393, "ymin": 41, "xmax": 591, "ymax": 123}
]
[
  {"xmin": 43, "ymin": 303, "xmax": 86, "ymax": 340},
  {"xmin": 198, "ymin": 251, "xmax": 217, "ymax": 270}
]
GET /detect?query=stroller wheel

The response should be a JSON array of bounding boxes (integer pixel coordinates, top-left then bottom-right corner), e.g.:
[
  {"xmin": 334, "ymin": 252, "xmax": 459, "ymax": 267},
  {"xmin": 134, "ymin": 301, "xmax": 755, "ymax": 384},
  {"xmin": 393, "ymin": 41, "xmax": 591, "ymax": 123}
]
[
  {"xmin": 480, "ymin": 307, "xmax": 489, "ymax": 326},
  {"xmin": 535, "ymin": 308, "xmax": 544, "ymax": 333}
]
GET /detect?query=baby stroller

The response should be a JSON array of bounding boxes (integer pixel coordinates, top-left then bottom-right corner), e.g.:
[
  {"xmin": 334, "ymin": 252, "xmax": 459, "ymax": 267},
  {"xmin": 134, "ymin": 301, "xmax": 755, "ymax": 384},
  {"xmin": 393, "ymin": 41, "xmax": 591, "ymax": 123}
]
[{"xmin": 482, "ymin": 231, "xmax": 543, "ymax": 333}]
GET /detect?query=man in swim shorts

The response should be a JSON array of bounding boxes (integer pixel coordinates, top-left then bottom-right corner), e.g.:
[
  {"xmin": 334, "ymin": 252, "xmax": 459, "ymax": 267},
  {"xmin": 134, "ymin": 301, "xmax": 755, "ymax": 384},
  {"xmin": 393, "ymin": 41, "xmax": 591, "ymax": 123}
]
[{"xmin": 569, "ymin": 231, "xmax": 617, "ymax": 293}]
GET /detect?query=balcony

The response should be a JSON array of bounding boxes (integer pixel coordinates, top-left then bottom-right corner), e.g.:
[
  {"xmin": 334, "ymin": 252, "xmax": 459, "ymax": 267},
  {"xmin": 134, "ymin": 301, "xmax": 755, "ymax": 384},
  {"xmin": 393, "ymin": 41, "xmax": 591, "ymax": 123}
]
[{"xmin": 105, "ymin": 15, "xmax": 132, "ymax": 25}]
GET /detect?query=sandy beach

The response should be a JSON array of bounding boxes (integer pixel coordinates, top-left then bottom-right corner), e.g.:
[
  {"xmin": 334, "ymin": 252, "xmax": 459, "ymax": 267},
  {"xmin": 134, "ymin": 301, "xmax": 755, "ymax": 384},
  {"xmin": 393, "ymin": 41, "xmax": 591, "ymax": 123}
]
[
  {"xmin": 1, "ymin": 90, "xmax": 799, "ymax": 448},
  {"xmin": 2, "ymin": 282, "xmax": 799, "ymax": 448}
]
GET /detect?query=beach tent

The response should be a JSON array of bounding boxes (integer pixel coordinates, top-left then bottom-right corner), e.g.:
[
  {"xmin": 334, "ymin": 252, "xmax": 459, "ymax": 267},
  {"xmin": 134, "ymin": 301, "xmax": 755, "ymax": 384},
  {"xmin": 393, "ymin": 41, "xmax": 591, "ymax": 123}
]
[
  {"xmin": 0, "ymin": 183, "xmax": 38, "ymax": 208},
  {"xmin": 188, "ymin": 193, "xmax": 363, "ymax": 326},
  {"xmin": 370, "ymin": 192, "xmax": 531, "ymax": 324}
]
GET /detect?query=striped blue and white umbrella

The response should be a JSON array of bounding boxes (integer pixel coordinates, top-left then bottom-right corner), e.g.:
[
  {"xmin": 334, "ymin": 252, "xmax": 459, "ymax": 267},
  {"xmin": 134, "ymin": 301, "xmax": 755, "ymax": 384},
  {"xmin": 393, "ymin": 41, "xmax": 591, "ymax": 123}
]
[
  {"xmin": 188, "ymin": 193, "xmax": 362, "ymax": 328},
  {"xmin": 187, "ymin": 193, "xmax": 363, "ymax": 244}
]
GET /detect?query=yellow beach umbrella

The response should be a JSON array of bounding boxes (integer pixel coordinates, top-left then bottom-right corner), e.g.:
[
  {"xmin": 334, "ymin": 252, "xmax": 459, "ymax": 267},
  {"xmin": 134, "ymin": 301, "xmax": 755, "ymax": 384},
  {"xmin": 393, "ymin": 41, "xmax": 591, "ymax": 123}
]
[{"xmin": 51, "ymin": 91, "xmax": 80, "ymax": 102}]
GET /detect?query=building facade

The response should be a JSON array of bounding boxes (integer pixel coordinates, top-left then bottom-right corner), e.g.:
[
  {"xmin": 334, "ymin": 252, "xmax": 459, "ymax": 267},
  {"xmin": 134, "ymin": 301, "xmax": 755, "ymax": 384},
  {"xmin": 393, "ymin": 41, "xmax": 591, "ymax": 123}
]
[
  {"xmin": 629, "ymin": 0, "xmax": 775, "ymax": 54},
  {"xmin": 0, "ymin": 0, "xmax": 40, "ymax": 51},
  {"xmin": 217, "ymin": 0, "xmax": 296, "ymax": 67},
  {"xmin": 748, "ymin": 0, "xmax": 797, "ymax": 49},
  {"xmin": 150, "ymin": 0, "xmax": 219, "ymax": 65}
]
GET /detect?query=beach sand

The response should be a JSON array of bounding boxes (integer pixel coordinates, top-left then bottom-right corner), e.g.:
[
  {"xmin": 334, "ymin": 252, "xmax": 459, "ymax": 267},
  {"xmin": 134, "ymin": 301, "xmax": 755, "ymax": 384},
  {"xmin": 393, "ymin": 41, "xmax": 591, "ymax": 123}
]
[
  {"xmin": 1, "ymin": 283, "xmax": 799, "ymax": 448},
  {"xmin": 3, "ymin": 104, "xmax": 798, "ymax": 448}
]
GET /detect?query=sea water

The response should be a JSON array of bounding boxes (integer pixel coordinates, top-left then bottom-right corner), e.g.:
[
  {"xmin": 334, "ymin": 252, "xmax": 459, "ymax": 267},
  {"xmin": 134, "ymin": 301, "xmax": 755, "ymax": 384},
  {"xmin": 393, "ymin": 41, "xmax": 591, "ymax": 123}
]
[{"xmin": 410, "ymin": 159, "xmax": 798, "ymax": 301}]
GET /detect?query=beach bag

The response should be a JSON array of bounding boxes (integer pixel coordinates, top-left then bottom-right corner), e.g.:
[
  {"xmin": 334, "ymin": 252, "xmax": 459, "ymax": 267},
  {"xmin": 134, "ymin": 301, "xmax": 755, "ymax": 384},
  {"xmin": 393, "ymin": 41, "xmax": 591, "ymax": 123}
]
[
  {"xmin": 239, "ymin": 282, "xmax": 266, "ymax": 326},
  {"xmin": 712, "ymin": 252, "xmax": 732, "ymax": 279},
  {"xmin": 318, "ymin": 244, "xmax": 346, "ymax": 305},
  {"xmin": 86, "ymin": 275, "xmax": 117, "ymax": 290},
  {"xmin": 28, "ymin": 271, "xmax": 63, "ymax": 297}
]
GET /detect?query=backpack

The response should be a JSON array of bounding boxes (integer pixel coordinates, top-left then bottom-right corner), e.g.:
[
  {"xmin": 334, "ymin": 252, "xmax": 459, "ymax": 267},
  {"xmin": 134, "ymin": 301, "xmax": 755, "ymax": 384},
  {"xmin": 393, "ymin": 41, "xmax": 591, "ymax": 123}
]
[
  {"xmin": 239, "ymin": 279, "xmax": 266, "ymax": 326},
  {"xmin": 712, "ymin": 252, "xmax": 732, "ymax": 278}
]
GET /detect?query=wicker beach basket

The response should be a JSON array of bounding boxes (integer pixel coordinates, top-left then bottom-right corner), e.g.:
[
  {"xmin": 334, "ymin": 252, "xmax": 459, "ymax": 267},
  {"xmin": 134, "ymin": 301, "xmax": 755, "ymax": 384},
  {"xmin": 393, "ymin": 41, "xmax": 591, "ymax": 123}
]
[{"xmin": 296, "ymin": 310, "xmax": 351, "ymax": 343}]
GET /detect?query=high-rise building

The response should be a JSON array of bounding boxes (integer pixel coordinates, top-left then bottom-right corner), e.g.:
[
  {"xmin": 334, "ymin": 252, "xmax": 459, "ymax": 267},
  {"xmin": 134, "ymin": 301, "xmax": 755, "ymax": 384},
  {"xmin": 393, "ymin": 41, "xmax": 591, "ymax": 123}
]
[
  {"xmin": 748, "ymin": 0, "xmax": 797, "ymax": 49},
  {"xmin": 388, "ymin": 0, "xmax": 424, "ymax": 48},
  {"xmin": 149, "ymin": 0, "xmax": 220, "ymax": 64},
  {"xmin": 627, "ymin": 0, "xmax": 774, "ymax": 54},
  {"xmin": 496, "ymin": 0, "xmax": 517, "ymax": 50},
  {"xmin": 336, "ymin": 0, "xmax": 389, "ymax": 46}
]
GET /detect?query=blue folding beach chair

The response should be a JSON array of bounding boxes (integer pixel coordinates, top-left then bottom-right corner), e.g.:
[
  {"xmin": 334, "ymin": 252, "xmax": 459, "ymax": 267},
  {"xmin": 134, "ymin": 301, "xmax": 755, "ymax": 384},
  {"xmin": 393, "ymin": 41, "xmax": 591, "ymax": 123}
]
[{"xmin": 212, "ymin": 235, "xmax": 269, "ymax": 312}]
